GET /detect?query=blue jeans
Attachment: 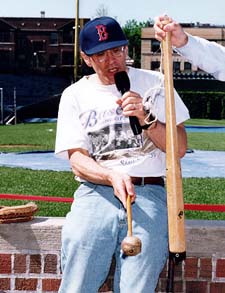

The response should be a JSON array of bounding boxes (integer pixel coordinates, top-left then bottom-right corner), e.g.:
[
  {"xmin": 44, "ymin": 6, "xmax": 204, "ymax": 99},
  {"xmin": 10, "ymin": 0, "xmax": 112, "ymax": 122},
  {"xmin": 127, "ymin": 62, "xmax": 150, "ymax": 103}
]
[{"xmin": 59, "ymin": 182, "xmax": 168, "ymax": 293}]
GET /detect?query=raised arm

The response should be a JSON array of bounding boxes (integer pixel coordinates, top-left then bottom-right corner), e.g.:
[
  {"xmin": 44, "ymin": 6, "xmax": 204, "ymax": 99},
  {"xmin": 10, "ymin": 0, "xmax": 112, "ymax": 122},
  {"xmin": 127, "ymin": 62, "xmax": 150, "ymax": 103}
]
[{"xmin": 154, "ymin": 15, "xmax": 225, "ymax": 81}]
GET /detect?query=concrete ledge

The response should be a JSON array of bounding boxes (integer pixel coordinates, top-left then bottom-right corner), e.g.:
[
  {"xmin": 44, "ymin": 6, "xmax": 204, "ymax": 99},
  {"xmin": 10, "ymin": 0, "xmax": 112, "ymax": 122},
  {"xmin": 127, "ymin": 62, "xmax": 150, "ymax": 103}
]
[
  {"xmin": 1, "ymin": 217, "xmax": 225, "ymax": 292},
  {"xmin": 1, "ymin": 217, "xmax": 225, "ymax": 255},
  {"xmin": 186, "ymin": 219, "xmax": 225, "ymax": 256},
  {"xmin": 0, "ymin": 217, "xmax": 64, "ymax": 251}
]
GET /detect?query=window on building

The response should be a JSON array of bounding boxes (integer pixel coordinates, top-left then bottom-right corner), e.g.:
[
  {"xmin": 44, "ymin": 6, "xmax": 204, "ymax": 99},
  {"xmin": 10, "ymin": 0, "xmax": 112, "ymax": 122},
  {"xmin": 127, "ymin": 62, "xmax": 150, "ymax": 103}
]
[
  {"xmin": 62, "ymin": 30, "xmax": 73, "ymax": 43},
  {"xmin": 38, "ymin": 52, "xmax": 46, "ymax": 68},
  {"xmin": 173, "ymin": 61, "xmax": 180, "ymax": 72},
  {"xmin": 32, "ymin": 41, "xmax": 45, "ymax": 52},
  {"xmin": 33, "ymin": 52, "xmax": 46, "ymax": 68},
  {"xmin": 184, "ymin": 61, "xmax": 192, "ymax": 71},
  {"xmin": 0, "ymin": 32, "xmax": 10, "ymax": 42},
  {"xmin": 0, "ymin": 50, "xmax": 10, "ymax": 66},
  {"xmin": 49, "ymin": 53, "xmax": 58, "ymax": 66},
  {"xmin": 17, "ymin": 38, "xmax": 28, "ymax": 49},
  {"xmin": 50, "ymin": 33, "xmax": 58, "ymax": 44},
  {"xmin": 62, "ymin": 51, "xmax": 73, "ymax": 65},
  {"xmin": 151, "ymin": 40, "xmax": 160, "ymax": 53},
  {"xmin": 151, "ymin": 61, "xmax": 160, "ymax": 71}
]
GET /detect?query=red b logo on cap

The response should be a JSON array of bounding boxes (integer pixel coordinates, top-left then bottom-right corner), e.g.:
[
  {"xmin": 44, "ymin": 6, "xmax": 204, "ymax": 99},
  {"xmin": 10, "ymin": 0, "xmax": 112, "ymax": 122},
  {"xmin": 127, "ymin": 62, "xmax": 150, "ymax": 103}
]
[{"xmin": 96, "ymin": 25, "xmax": 108, "ymax": 41}]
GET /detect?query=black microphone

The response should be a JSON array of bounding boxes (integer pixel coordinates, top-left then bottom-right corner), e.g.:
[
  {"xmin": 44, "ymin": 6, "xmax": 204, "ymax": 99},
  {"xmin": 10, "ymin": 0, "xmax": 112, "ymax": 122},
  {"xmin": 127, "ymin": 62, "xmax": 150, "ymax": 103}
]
[{"xmin": 114, "ymin": 71, "xmax": 142, "ymax": 135}]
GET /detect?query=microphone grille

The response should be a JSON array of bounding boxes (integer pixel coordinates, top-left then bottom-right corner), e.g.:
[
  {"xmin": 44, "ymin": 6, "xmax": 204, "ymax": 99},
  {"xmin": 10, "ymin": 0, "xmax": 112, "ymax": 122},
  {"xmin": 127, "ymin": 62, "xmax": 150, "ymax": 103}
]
[{"xmin": 114, "ymin": 71, "xmax": 130, "ymax": 94}]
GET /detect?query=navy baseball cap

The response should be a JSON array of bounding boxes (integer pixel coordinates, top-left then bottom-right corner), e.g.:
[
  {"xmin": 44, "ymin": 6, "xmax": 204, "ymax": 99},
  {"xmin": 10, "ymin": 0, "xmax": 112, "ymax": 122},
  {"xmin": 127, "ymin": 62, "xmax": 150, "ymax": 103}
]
[{"xmin": 79, "ymin": 16, "xmax": 128, "ymax": 56}]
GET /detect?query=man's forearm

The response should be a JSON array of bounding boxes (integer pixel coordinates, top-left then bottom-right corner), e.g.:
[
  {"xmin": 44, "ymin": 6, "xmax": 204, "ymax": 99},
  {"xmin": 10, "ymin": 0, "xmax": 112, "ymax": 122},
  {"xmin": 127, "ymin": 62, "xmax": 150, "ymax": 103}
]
[
  {"xmin": 69, "ymin": 150, "xmax": 112, "ymax": 185},
  {"xmin": 144, "ymin": 121, "xmax": 187, "ymax": 158},
  {"xmin": 68, "ymin": 149, "xmax": 136, "ymax": 208},
  {"xmin": 175, "ymin": 35, "xmax": 225, "ymax": 81}
]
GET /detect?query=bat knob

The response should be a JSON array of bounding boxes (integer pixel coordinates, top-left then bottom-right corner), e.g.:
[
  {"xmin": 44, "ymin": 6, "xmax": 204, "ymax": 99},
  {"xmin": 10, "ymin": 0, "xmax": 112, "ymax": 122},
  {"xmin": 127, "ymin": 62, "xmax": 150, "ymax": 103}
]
[{"xmin": 121, "ymin": 236, "xmax": 142, "ymax": 256}]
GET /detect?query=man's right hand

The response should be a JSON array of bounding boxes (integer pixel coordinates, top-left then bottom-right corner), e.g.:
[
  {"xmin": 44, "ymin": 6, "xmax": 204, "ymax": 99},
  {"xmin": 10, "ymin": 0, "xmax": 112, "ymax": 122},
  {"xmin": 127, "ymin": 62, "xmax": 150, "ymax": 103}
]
[
  {"xmin": 154, "ymin": 15, "xmax": 188, "ymax": 48},
  {"xmin": 69, "ymin": 149, "xmax": 136, "ymax": 209},
  {"xmin": 108, "ymin": 171, "xmax": 136, "ymax": 209}
]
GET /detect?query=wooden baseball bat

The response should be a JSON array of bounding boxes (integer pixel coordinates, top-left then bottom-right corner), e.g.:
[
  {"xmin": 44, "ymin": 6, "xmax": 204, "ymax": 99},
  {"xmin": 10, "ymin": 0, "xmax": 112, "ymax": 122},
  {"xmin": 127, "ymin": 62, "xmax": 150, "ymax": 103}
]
[
  {"xmin": 161, "ymin": 18, "xmax": 186, "ymax": 292},
  {"xmin": 121, "ymin": 195, "xmax": 142, "ymax": 256},
  {"xmin": 127, "ymin": 194, "xmax": 133, "ymax": 237}
]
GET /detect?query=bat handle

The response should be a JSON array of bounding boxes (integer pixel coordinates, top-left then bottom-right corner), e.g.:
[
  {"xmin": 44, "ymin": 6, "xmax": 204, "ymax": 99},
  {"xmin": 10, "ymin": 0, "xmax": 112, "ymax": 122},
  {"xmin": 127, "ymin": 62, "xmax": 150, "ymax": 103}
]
[
  {"xmin": 126, "ymin": 194, "xmax": 132, "ymax": 237},
  {"xmin": 166, "ymin": 256, "xmax": 175, "ymax": 293},
  {"xmin": 166, "ymin": 252, "xmax": 186, "ymax": 293}
]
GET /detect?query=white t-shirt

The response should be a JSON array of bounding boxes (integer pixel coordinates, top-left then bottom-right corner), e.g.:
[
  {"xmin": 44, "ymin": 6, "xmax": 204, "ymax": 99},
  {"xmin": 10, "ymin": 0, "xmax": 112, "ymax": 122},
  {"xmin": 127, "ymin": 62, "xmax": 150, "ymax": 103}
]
[
  {"xmin": 175, "ymin": 34, "xmax": 225, "ymax": 81},
  {"xmin": 55, "ymin": 67, "xmax": 190, "ymax": 177}
]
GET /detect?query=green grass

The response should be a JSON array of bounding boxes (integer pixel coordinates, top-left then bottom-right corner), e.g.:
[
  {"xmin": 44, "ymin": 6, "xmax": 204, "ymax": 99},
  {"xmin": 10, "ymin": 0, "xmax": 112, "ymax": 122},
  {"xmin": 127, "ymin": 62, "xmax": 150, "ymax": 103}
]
[
  {"xmin": 187, "ymin": 133, "xmax": 225, "ymax": 151},
  {"xmin": 1, "ymin": 120, "xmax": 225, "ymax": 153},
  {"xmin": 185, "ymin": 118, "xmax": 225, "ymax": 126},
  {"xmin": 183, "ymin": 177, "xmax": 225, "ymax": 220},
  {"xmin": 0, "ymin": 119, "xmax": 225, "ymax": 219},
  {"xmin": 185, "ymin": 119, "xmax": 225, "ymax": 151},
  {"xmin": 0, "ymin": 123, "xmax": 56, "ymax": 152},
  {"xmin": 0, "ymin": 167, "xmax": 224, "ymax": 220},
  {"xmin": 0, "ymin": 167, "xmax": 78, "ymax": 217}
]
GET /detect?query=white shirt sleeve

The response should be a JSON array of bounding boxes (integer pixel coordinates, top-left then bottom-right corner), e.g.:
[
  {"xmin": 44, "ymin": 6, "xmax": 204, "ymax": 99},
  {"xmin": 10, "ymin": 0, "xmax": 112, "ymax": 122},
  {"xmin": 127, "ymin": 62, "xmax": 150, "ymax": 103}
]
[
  {"xmin": 175, "ymin": 34, "xmax": 225, "ymax": 81},
  {"xmin": 55, "ymin": 86, "xmax": 89, "ymax": 160}
]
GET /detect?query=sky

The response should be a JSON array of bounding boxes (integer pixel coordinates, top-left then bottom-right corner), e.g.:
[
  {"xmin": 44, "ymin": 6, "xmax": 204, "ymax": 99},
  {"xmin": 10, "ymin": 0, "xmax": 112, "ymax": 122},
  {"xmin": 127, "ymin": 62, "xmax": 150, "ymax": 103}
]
[{"xmin": 1, "ymin": 0, "xmax": 225, "ymax": 26}]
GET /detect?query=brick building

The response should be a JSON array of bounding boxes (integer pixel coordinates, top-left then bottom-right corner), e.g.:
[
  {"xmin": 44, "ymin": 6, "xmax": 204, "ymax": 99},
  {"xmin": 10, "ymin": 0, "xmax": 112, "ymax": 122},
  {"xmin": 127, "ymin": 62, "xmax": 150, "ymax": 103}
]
[
  {"xmin": 0, "ymin": 15, "xmax": 90, "ymax": 121},
  {"xmin": 0, "ymin": 15, "xmax": 89, "ymax": 75},
  {"xmin": 141, "ymin": 23, "xmax": 225, "ymax": 75}
]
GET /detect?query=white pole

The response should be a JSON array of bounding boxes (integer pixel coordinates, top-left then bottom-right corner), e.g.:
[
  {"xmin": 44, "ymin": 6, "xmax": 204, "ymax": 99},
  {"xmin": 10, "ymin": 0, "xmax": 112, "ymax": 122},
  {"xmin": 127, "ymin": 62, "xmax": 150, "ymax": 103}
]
[
  {"xmin": 0, "ymin": 88, "xmax": 3, "ymax": 124},
  {"xmin": 14, "ymin": 87, "xmax": 17, "ymax": 125},
  {"xmin": 74, "ymin": 0, "xmax": 79, "ymax": 81}
]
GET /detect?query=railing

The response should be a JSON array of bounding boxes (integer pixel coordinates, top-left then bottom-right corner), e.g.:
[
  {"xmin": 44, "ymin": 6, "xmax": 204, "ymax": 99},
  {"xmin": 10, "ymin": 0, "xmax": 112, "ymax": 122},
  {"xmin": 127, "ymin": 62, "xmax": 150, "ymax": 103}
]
[{"xmin": 1, "ymin": 193, "xmax": 225, "ymax": 212}]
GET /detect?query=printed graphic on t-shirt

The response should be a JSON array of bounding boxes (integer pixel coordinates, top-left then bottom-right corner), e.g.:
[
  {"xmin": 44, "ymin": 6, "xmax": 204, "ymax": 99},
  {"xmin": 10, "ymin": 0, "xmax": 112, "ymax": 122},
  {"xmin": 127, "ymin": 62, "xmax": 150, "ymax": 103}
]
[
  {"xmin": 88, "ymin": 123, "xmax": 142, "ymax": 156},
  {"xmin": 80, "ymin": 104, "xmax": 156, "ymax": 164}
]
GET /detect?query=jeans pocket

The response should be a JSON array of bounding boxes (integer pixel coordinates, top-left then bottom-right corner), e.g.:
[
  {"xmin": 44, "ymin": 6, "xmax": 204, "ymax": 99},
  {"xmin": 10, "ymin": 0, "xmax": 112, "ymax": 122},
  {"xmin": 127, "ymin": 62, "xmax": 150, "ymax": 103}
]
[{"xmin": 74, "ymin": 182, "xmax": 97, "ymax": 200}]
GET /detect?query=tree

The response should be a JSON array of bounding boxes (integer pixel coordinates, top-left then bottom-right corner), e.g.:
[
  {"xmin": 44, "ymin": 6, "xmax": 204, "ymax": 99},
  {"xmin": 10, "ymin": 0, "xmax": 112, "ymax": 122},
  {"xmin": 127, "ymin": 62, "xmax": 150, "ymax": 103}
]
[
  {"xmin": 123, "ymin": 19, "xmax": 153, "ymax": 68},
  {"xmin": 95, "ymin": 4, "xmax": 109, "ymax": 17}
]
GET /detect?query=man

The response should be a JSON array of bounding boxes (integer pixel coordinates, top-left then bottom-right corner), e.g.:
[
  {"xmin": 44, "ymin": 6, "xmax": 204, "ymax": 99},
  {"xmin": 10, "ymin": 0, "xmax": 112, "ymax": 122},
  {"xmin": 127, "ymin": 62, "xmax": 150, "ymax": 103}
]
[
  {"xmin": 154, "ymin": 15, "xmax": 225, "ymax": 81},
  {"xmin": 55, "ymin": 16, "xmax": 189, "ymax": 292}
]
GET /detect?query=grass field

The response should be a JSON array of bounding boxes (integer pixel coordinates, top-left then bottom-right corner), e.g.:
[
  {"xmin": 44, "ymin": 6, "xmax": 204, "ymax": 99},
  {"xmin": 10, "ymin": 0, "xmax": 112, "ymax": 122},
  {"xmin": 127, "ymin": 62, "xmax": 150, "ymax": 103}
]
[
  {"xmin": 0, "ymin": 167, "xmax": 224, "ymax": 220},
  {"xmin": 0, "ymin": 122, "xmax": 56, "ymax": 152},
  {"xmin": 0, "ymin": 119, "xmax": 225, "ymax": 220},
  {"xmin": 185, "ymin": 118, "xmax": 225, "ymax": 126},
  {"xmin": 1, "ymin": 119, "xmax": 225, "ymax": 152}
]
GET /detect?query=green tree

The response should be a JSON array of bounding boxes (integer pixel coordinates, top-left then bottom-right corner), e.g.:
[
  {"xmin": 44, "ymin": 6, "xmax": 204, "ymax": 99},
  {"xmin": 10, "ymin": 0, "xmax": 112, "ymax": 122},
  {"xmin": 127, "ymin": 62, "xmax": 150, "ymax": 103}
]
[{"xmin": 123, "ymin": 19, "xmax": 153, "ymax": 68}]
